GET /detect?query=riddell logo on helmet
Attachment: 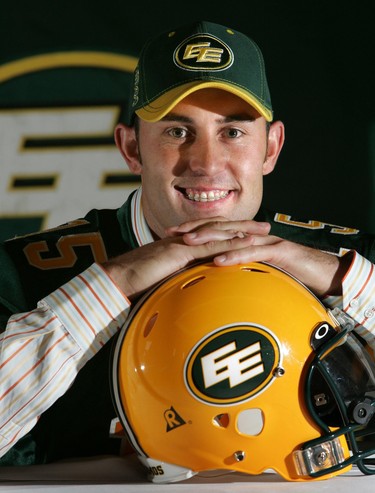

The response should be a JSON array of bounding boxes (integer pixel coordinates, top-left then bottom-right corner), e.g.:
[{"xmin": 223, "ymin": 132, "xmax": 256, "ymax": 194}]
[
  {"xmin": 185, "ymin": 324, "xmax": 281, "ymax": 405},
  {"xmin": 164, "ymin": 406, "xmax": 186, "ymax": 432},
  {"xmin": 174, "ymin": 34, "xmax": 233, "ymax": 71}
]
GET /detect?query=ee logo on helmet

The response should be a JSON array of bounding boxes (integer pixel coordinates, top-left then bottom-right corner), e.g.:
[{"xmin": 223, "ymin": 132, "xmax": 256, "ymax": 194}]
[{"xmin": 185, "ymin": 325, "xmax": 281, "ymax": 405}]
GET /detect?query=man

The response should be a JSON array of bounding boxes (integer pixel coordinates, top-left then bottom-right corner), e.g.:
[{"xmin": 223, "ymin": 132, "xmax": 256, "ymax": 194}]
[{"xmin": 0, "ymin": 20, "xmax": 374, "ymax": 466}]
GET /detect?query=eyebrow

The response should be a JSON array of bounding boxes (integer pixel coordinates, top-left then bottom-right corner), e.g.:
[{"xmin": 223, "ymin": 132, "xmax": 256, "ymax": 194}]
[
  {"xmin": 160, "ymin": 113, "xmax": 256, "ymax": 124},
  {"xmin": 222, "ymin": 114, "xmax": 256, "ymax": 123},
  {"xmin": 160, "ymin": 114, "xmax": 192, "ymax": 123}
]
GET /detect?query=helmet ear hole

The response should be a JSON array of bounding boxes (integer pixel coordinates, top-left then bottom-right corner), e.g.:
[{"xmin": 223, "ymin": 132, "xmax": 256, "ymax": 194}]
[
  {"xmin": 144, "ymin": 312, "xmax": 159, "ymax": 337},
  {"xmin": 237, "ymin": 409, "xmax": 264, "ymax": 436},
  {"xmin": 213, "ymin": 413, "xmax": 230, "ymax": 428},
  {"xmin": 182, "ymin": 275, "xmax": 206, "ymax": 289}
]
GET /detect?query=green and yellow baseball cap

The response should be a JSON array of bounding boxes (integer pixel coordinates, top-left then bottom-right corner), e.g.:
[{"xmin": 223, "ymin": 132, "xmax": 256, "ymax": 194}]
[{"xmin": 125, "ymin": 20, "xmax": 273, "ymax": 124}]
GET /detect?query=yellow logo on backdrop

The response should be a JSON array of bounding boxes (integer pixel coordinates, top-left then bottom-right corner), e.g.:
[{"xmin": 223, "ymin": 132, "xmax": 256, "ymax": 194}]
[{"xmin": 0, "ymin": 51, "xmax": 139, "ymax": 239}]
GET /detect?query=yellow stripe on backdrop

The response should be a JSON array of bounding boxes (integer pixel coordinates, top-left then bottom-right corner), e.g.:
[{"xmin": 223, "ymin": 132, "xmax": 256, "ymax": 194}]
[{"xmin": 0, "ymin": 52, "xmax": 137, "ymax": 82}]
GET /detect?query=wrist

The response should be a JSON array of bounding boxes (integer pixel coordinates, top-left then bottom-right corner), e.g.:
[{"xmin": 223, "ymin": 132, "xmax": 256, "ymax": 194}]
[{"xmin": 326, "ymin": 251, "xmax": 353, "ymax": 297}]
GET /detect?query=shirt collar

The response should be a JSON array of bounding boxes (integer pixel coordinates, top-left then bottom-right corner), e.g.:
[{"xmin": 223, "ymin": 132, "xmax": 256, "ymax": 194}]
[{"xmin": 130, "ymin": 187, "xmax": 154, "ymax": 246}]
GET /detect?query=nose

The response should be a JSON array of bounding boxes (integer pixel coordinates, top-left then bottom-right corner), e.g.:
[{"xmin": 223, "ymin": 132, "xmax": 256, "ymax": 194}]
[{"xmin": 187, "ymin": 137, "xmax": 225, "ymax": 175}]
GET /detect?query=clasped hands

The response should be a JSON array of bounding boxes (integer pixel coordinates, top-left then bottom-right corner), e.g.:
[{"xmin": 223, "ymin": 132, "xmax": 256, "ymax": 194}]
[{"xmin": 103, "ymin": 217, "xmax": 351, "ymax": 300}]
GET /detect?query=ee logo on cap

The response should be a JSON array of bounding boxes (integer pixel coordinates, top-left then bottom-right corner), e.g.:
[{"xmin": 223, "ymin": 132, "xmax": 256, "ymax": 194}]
[{"xmin": 174, "ymin": 34, "xmax": 233, "ymax": 71}]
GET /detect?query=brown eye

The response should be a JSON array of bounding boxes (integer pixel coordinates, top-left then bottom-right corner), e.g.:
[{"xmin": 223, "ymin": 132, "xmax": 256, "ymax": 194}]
[
  {"xmin": 226, "ymin": 128, "xmax": 241, "ymax": 138},
  {"xmin": 168, "ymin": 127, "xmax": 187, "ymax": 139}
]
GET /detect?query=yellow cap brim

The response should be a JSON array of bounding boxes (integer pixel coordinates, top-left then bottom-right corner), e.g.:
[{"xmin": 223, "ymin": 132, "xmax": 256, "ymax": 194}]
[{"xmin": 135, "ymin": 81, "xmax": 273, "ymax": 122}]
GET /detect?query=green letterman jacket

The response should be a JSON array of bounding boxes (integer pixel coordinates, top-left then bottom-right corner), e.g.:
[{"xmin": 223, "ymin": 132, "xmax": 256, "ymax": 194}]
[{"xmin": 0, "ymin": 190, "xmax": 374, "ymax": 465}]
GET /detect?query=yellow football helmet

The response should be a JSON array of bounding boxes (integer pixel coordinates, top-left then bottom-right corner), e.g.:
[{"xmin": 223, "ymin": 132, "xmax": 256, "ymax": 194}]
[{"xmin": 111, "ymin": 262, "xmax": 375, "ymax": 483}]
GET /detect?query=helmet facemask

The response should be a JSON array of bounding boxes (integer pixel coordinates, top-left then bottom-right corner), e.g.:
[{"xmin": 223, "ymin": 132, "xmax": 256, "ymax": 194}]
[{"xmin": 299, "ymin": 308, "xmax": 375, "ymax": 477}]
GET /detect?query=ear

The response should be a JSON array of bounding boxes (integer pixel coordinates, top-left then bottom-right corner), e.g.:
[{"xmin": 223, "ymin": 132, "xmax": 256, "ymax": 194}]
[
  {"xmin": 262, "ymin": 120, "xmax": 285, "ymax": 175},
  {"xmin": 114, "ymin": 123, "xmax": 143, "ymax": 175}
]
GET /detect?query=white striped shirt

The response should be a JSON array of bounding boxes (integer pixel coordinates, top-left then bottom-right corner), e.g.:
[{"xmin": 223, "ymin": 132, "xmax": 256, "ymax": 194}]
[
  {"xmin": 0, "ymin": 263, "xmax": 130, "ymax": 457},
  {"xmin": 325, "ymin": 251, "xmax": 375, "ymax": 341},
  {"xmin": 0, "ymin": 189, "xmax": 374, "ymax": 458}
]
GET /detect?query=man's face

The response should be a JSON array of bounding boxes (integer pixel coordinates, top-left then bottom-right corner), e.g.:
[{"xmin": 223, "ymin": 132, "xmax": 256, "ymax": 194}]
[{"xmin": 129, "ymin": 89, "xmax": 283, "ymax": 238}]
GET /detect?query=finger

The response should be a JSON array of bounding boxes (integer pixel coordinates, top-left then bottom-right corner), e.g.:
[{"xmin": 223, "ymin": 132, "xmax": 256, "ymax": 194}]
[
  {"xmin": 167, "ymin": 216, "xmax": 229, "ymax": 235},
  {"xmin": 213, "ymin": 243, "xmax": 278, "ymax": 266},
  {"xmin": 170, "ymin": 218, "xmax": 270, "ymax": 235},
  {"xmin": 183, "ymin": 228, "xmax": 248, "ymax": 244},
  {"xmin": 245, "ymin": 234, "xmax": 282, "ymax": 246},
  {"xmin": 185, "ymin": 235, "xmax": 259, "ymax": 264},
  {"xmin": 182, "ymin": 221, "xmax": 271, "ymax": 244}
]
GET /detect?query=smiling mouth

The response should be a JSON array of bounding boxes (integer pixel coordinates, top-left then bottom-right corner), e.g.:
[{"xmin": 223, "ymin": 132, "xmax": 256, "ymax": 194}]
[{"xmin": 178, "ymin": 188, "xmax": 230, "ymax": 202}]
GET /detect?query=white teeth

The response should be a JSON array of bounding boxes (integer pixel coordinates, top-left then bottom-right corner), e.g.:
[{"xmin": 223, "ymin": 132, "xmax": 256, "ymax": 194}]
[{"xmin": 186, "ymin": 189, "xmax": 229, "ymax": 202}]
